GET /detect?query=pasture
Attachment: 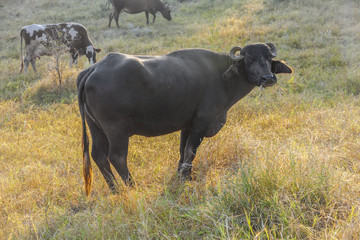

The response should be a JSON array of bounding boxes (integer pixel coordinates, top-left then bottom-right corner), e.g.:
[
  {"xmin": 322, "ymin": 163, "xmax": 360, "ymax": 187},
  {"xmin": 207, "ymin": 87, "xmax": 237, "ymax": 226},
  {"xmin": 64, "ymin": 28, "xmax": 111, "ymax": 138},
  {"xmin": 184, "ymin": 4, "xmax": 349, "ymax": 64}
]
[{"xmin": 1, "ymin": 0, "xmax": 360, "ymax": 238}]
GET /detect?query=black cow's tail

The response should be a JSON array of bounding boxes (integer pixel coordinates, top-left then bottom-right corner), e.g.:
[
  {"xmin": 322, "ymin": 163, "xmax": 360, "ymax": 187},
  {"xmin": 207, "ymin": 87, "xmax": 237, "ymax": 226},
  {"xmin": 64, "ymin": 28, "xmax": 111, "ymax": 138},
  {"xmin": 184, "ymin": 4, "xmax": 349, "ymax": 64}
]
[
  {"xmin": 77, "ymin": 68, "xmax": 95, "ymax": 196},
  {"xmin": 19, "ymin": 29, "xmax": 25, "ymax": 73}
]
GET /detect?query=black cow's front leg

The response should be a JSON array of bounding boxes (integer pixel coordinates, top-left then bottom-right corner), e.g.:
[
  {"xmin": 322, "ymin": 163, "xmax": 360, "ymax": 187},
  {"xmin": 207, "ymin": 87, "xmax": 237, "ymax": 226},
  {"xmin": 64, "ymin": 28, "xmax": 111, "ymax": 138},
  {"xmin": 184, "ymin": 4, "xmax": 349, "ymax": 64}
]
[
  {"xmin": 109, "ymin": 11, "xmax": 121, "ymax": 28},
  {"xmin": 149, "ymin": 9, "xmax": 156, "ymax": 23},
  {"xmin": 178, "ymin": 128, "xmax": 191, "ymax": 171},
  {"xmin": 113, "ymin": 11, "xmax": 120, "ymax": 28},
  {"xmin": 145, "ymin": 11, "xmax": 150, "ymax": 24},
  {"xmin": 108, "ymin": 12, "xmax": 114, "ymax": 28},
  {"xmin": 178, "ymin": 121, "xmax": 208, "ymax": 179}
]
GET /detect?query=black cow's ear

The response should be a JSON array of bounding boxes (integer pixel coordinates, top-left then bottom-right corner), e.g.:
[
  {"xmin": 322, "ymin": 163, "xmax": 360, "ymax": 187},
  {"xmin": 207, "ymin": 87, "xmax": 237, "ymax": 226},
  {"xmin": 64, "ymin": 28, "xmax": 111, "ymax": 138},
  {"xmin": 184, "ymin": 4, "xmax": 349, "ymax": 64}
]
[
  {"xmin": 272, "ymin": 60, "xmax": 293, "ymax": 74},
  {"xmin": 222, "ymin": 65, "xmax": 239, "ymax": 80}
]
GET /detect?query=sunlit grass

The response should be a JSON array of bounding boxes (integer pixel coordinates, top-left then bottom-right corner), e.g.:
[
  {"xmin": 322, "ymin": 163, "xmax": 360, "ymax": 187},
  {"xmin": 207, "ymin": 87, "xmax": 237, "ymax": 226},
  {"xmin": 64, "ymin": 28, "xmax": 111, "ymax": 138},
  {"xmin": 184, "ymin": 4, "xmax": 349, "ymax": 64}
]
[{"xmin": 1, "ymin": 94, "xmax": 359, "ymax": 238}]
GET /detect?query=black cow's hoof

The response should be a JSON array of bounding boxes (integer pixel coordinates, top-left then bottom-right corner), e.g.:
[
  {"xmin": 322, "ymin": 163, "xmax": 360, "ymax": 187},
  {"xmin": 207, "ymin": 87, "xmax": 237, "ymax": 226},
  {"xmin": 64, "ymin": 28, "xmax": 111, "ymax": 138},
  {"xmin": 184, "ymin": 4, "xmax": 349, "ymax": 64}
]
[
  {"xmin": 125, "ymin": 178, "xmax": 136, "ymax": 187},
  {"xmin": 178, "ymin": 166, "xmax": 193, "ymax": 181}
]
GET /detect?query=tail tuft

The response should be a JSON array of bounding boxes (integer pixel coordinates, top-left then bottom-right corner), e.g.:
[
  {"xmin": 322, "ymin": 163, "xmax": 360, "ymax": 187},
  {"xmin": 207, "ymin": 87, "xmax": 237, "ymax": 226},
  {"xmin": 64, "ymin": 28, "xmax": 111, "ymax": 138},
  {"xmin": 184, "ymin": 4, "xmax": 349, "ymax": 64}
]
[{"xmin": 83, "ymin": 151, "xmax": 93, "ymax": 196}]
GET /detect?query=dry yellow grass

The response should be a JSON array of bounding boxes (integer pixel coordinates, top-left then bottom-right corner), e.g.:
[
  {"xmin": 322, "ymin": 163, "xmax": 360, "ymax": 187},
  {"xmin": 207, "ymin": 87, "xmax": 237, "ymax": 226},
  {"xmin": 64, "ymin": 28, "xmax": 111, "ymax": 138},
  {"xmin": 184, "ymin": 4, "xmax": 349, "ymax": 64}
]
[{"xmin": 1, "ymin": 93, "xmax": 359, "ymax": 238}]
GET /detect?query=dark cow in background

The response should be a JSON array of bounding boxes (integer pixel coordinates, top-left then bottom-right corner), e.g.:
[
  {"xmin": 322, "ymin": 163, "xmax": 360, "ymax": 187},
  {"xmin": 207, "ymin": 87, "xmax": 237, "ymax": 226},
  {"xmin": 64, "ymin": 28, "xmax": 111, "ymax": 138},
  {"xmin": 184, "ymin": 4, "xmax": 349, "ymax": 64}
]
[
  {"xmin": 20, "ymin": 23, "xmax": 101, "ymax": 74},
  {"xmin": 108, "ymin": 0, "xmax": 172, "ymax": 28},
  {"xmin": 77, "ymin": 43, "xmax": 293, "ymax": 195}
]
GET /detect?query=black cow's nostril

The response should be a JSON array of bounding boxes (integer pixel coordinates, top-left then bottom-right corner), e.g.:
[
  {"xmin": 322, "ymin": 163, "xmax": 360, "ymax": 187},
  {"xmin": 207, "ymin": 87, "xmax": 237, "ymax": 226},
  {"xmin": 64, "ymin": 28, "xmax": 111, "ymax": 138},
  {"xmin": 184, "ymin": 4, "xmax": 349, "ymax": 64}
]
[
  {"xmin": 262, "ymin": 74, "xmax": 275, "ymax": 81},
  {"xmin": 260, "ymin": 74, "xmax": 277, "ymax": 87}
]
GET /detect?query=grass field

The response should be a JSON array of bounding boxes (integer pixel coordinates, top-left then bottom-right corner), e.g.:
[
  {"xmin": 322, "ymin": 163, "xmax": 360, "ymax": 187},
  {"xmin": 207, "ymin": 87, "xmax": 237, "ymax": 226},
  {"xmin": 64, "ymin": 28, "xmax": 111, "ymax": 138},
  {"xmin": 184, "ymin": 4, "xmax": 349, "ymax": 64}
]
[{"xmin": 1, "ymin": 0, "xmax": 360, "ymax": 238}]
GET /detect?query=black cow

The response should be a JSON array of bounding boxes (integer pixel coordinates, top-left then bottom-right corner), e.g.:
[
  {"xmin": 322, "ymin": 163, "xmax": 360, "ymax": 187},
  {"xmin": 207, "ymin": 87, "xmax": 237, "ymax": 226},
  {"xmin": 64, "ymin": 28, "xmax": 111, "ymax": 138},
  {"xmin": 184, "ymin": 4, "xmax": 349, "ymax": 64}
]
[
  {"xmin": 108, "ymin": 0, "xmax": 172, "ymax": 28},
  {"xmin": 77, "ymin": 43, "xmax": 293, "ymax": 195}
]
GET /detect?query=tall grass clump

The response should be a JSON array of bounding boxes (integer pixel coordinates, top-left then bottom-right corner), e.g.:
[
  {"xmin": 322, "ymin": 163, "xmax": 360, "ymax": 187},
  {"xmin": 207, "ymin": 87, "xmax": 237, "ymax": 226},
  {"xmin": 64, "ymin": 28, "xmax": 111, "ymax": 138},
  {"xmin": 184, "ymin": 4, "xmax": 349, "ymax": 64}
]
[
  {"xmin": 21, "ymin": 55, "xmax": 79, "ymax": 105},
  {"xmin": 207, "ymin": 159, "xmax": 336, "ymax": 238}
]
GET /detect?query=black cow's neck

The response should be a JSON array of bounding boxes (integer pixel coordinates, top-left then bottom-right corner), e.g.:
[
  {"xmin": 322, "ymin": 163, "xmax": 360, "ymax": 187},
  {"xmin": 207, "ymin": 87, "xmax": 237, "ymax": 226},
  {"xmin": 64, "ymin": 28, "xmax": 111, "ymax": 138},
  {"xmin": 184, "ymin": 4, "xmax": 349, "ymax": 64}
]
[{"xmin": 223, "ymin": 64, "xmax": 255, "ymax": 110}]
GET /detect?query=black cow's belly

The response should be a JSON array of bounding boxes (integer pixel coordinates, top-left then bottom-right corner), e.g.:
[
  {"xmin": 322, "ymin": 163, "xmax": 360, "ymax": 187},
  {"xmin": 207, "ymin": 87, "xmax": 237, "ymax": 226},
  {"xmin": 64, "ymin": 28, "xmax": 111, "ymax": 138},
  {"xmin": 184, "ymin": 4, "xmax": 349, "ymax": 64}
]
[
  {"xmin": 130, "ymin": 120, "xmax": 189, "ymax": 137},
  {"xmin": 116, "ymin": 105, "xmax": 196, "ymax": 137}
]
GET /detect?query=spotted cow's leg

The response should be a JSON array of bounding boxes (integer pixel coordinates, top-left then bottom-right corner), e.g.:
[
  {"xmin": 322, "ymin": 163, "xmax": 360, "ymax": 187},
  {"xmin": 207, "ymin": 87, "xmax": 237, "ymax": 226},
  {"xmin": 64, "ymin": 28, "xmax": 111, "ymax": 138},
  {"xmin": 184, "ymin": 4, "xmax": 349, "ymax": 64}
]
[
  {"xmin": 30, "ymin": 57, "xmax": 36, "ymax": 73},
  {"xmin": 23, "ymin": 55, "xmax": 31, "ymax": 74}
]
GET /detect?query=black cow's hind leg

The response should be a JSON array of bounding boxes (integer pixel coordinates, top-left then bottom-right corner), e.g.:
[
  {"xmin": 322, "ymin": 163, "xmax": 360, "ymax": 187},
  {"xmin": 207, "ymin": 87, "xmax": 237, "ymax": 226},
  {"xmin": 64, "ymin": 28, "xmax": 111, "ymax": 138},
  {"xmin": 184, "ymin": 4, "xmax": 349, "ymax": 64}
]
[
  {"xmin": 86, "ymin": 116, "xmax": 118, "ymax": 193},
  {"xmin": 108, "ymin": 134, "xmax": 134, "ymax": 186}
]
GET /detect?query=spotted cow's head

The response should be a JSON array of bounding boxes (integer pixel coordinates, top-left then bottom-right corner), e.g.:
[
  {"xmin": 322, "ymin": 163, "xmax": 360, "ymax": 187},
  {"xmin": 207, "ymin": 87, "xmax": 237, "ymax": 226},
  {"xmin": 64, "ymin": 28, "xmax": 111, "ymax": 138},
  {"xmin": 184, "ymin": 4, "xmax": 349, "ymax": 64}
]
[{"xmin": 86, "ymin": 46, "xmax": 102, "ymax": 65}]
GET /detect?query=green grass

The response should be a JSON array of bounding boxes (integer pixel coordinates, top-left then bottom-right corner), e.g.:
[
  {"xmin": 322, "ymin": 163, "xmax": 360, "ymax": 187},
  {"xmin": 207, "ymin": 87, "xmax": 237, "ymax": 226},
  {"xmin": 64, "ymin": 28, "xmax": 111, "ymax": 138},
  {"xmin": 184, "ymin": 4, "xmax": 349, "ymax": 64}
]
[{"xmin": 1, "ymin": 0, "xmax": 360, "ymax": 238}]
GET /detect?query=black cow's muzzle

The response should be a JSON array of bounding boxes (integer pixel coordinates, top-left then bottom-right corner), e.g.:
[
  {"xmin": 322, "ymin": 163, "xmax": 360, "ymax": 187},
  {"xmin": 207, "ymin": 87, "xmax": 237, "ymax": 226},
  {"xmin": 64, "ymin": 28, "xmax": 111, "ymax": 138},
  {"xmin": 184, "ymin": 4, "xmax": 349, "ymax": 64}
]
[{"xmin": 259, "ymin": 74, "xmax": 277, "ymax": 87}]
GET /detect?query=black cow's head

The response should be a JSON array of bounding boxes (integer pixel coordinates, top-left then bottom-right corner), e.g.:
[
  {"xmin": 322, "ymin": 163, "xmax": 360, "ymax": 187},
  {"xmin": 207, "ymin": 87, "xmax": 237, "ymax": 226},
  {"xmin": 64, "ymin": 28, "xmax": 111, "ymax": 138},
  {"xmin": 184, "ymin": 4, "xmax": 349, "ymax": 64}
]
[
  {"xmin": 160, "ymin": 6, "xmax": 172, "ymax": 21},
  {"xmin": 226, "ymin": 43, "xmax": 293, "ymax": 87}
]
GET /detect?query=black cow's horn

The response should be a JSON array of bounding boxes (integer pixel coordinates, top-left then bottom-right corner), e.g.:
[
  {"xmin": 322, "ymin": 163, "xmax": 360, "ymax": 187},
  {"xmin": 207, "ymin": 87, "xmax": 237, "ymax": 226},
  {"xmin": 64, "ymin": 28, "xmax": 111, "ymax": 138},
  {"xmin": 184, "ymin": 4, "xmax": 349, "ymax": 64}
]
[
  {"xmin": 266, "ymin": 42, "xmax": 277, "ymax": 58},
  {"xmin": 229, "ymin": 46, "xmax": 244, "ymax": 61}
]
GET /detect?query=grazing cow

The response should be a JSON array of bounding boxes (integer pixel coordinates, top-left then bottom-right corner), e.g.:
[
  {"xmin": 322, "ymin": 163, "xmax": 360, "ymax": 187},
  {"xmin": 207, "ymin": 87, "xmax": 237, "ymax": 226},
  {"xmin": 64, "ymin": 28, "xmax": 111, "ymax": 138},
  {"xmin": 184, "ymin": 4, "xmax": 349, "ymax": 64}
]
[
  {"xmin": 108, "ymin": 0, "xmax": 172, "ymax": 28},
  {"xmin": 77, "ymin": 43, "xmax": 293, "ymax": 195},
  {"xmin": 20, "ymin": 23, "xmax": 101, "ymax": 74}
]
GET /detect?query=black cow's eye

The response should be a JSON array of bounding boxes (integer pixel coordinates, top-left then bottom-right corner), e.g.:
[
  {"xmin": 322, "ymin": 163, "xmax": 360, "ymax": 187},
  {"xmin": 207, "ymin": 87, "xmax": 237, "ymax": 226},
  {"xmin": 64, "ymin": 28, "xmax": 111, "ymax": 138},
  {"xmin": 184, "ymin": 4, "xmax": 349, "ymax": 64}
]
[{"xmin": 245, "ymin": 57, "xmax": 252, "ymax": 63}]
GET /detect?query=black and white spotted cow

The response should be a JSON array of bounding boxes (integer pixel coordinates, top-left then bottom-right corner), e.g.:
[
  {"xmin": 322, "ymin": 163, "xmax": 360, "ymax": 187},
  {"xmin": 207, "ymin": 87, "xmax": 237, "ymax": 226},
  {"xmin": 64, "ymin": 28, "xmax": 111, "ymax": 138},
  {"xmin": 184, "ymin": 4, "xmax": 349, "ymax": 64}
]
[{"xmin": 20, "ymin": 23, "xmax": 101, "ymax": 74}]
